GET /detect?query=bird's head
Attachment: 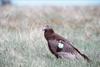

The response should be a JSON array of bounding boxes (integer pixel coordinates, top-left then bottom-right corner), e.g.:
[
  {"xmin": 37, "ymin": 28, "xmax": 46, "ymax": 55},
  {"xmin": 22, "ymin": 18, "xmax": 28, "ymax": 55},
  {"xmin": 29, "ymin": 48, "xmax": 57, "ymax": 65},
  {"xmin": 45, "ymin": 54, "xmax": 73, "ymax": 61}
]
[{"xmin": 43, "ymin": 25, "xmax": 54, "ymax": 34}]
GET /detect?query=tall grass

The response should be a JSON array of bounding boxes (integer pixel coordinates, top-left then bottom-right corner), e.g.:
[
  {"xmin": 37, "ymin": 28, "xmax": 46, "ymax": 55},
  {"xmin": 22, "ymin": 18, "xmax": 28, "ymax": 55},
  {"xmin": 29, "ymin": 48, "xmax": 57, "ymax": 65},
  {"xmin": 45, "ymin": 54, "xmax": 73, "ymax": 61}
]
[{"xmin": 0, "ymin": 6, "xmax": 100, "ymax": 67}]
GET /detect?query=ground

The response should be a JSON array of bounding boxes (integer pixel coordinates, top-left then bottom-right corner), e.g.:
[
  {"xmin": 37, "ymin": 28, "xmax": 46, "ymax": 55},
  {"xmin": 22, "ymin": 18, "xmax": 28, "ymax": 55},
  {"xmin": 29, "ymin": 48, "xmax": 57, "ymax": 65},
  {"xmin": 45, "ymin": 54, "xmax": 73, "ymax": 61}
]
[{"xmin": 0, "ymin": 6, "xmax": 100, "ymax": 67}]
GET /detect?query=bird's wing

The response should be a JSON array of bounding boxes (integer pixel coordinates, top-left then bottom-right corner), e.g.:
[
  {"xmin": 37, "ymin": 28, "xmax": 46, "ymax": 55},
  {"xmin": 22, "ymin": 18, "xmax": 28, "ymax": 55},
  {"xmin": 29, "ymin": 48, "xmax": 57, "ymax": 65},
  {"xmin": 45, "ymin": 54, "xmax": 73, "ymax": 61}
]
[
  {"xmin": 57, "ymin": 40, "xmax": 91, "ymax": 62},
  {"xmin": 48, "ymin": 39, "xmax": 73, "ymax": 54},
  {"xmin": 52, "ymin": 33, "xmax": 75, "ymax": 53},
  {"xmin": 56, "ymin": 40, "xmax": 83, "ymax": 59},
  {"xmin": 58, "ymin": 40, "xmax": 76, "ymax": 53}
]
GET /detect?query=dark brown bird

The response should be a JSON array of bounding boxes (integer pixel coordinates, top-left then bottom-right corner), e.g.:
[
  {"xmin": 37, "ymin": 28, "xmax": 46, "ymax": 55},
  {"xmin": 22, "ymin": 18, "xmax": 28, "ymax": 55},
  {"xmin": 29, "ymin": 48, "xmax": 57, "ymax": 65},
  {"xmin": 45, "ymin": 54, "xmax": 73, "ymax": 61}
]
[{"xmin": 43, "ymin": 25, "xmax": 91, "ymax": 62}]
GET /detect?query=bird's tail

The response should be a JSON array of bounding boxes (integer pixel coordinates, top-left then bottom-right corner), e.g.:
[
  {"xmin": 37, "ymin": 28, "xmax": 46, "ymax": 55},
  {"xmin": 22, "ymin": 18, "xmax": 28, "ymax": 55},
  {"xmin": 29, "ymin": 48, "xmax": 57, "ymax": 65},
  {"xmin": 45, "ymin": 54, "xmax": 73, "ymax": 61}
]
[
  {"xmin": 80, "ymin": 53, "xmax": 91, "ymax": 62},
  {"xmin": 73, "ymin": 47, "xmax": 91, "ymax": 62}
]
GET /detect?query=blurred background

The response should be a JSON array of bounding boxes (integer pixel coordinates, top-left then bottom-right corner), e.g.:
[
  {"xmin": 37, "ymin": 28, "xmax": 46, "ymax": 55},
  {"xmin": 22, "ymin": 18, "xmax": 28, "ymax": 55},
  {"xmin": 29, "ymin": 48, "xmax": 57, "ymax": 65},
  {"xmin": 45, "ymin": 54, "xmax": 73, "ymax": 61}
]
[
  {"xmin": 0, "ymin": 0, "xmax": 100, "ymax": 6},
  {"xmin": 0, "ymin": 0, "xmax": 100, "ymax": 67}
]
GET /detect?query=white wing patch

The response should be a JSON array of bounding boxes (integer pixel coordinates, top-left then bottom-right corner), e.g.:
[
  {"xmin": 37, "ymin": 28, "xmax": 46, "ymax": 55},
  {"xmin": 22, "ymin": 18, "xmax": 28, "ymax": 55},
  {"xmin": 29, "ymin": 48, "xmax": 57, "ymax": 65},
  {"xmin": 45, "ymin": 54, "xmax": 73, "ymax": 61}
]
[{"xmin": 58, "ymin": 42, "xmax": 64, "ymax": 48}]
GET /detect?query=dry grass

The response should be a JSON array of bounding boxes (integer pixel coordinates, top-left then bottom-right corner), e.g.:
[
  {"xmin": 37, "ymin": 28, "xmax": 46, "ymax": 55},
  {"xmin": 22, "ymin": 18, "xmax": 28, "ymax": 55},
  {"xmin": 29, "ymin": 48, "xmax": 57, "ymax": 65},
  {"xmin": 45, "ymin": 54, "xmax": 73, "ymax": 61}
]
[{"xmin": 0, "ymin": 6, "xmax": 100, "ymax": 67}]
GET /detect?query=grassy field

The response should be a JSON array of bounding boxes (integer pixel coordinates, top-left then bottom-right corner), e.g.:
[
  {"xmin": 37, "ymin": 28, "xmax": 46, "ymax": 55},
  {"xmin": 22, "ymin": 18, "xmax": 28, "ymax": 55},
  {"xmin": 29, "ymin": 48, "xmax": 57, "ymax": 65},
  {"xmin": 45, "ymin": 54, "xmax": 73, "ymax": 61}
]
[{"xmin": 0, "ymin": 6, "xmax": 100, "ymax": 67}]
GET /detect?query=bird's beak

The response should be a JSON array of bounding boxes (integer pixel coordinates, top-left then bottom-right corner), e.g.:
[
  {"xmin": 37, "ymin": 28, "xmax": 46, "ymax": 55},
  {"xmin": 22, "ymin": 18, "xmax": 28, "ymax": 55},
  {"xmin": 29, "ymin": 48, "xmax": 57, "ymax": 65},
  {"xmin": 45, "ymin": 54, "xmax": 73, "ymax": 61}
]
[
  {"xmin": 42, "ymin": 25, "xmax": 48, "ymax": 31},
  {"xmin": 42, "ymin": 25, "xmax": 51, "ymax": 31}
]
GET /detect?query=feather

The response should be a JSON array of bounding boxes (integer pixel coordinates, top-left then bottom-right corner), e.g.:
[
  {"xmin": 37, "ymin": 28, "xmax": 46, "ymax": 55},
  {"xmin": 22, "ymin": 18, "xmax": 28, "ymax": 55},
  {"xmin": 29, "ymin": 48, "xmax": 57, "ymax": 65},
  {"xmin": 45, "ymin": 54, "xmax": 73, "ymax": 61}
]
[
  {"xmin": 43, "ymin": 25, "xmax": 91, "ymax": 62},
  {"xmin": 58, "ymin": 42, "xmax": 64, "ymax": 49}
]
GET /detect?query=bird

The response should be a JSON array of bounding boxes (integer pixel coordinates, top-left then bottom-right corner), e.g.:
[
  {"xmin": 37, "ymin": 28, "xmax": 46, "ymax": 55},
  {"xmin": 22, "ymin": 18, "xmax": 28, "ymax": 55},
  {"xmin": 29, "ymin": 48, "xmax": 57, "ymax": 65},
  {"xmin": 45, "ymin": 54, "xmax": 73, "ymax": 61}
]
[{"xmin": 43, "ymin": 25, "xmax": 91, "ymax": 62}]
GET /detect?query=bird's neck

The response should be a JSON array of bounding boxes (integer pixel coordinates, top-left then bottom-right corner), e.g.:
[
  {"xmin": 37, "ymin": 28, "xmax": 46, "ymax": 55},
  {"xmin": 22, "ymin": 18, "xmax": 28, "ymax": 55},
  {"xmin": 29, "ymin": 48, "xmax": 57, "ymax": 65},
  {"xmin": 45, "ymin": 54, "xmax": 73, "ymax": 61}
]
[{"xmin": 44, "ymin": 32, "xmax": 54, "ymax": 40}]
